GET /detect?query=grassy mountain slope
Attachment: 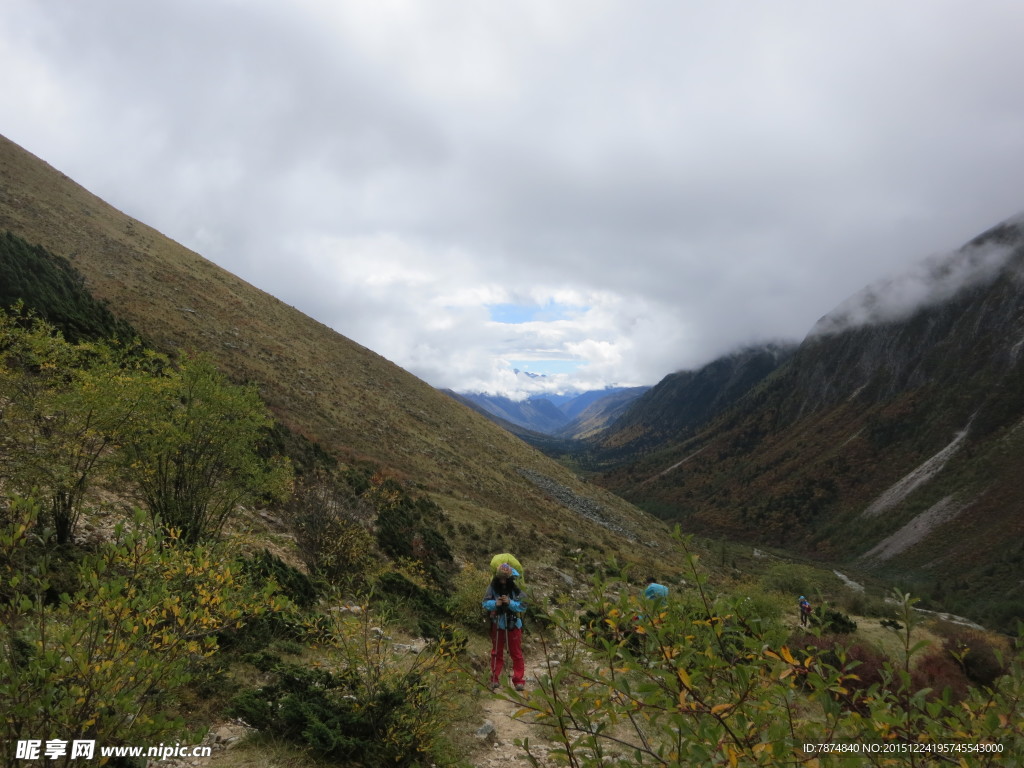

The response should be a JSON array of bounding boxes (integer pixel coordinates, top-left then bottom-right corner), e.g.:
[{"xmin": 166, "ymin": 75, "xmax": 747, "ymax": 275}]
[
  {"xmin": 593, "ymin": 219, "xmax": 1024, "ymax": 630},
  {"xmin": 0, "ymin": 133, "xmax": 668, "ymax": 571}
]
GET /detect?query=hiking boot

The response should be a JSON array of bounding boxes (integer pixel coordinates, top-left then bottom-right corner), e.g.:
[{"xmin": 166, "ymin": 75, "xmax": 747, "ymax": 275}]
[
  {"xmin": 514, "ymin": 683, "xmax": 525, "ymax": 691},
  {"xmin": 489, "ymin": 681, "xmax": 500, "ymax": 691}
]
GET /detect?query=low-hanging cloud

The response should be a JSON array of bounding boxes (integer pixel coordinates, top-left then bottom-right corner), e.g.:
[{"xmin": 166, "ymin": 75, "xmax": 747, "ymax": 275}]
[
  {"xmin": 810, "ymin": 217, "xmax": 1023, "ymax": 337},
  {"xmin": 4, "ymin": 1, "xmax": 1024, "ymax": 395}
]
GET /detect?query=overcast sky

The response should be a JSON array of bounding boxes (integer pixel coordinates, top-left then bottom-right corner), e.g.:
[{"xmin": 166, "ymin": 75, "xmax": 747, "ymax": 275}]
[{"xmin": 3, "ymin": 1, "xmax": 1024, "ymax": 398}]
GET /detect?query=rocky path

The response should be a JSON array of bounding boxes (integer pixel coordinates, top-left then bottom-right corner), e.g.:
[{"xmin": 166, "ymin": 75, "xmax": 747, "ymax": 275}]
[{"xmin": 467, "ymin": 647, "xmax": 559, "ymax": 768}]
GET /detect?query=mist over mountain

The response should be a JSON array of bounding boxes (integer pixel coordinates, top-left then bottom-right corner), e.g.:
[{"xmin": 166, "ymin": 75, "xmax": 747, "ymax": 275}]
[
  {"xmin": 588, "ymin": 214, "xmax": 1024, "ymax": 631},
  {"xmin": 810, "ymin": 215, "xmax": 1024, "ymax": 338}
]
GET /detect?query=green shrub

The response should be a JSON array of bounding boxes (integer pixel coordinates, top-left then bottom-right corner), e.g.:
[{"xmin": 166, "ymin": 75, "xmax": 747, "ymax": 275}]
[
  {"xmin": 812, "ymin": 606, "xmax": 858, "ymax": 634},
  {"xmin": 0, "ymin": 502, "xmax": 283, "ymax": 764},
  {"xmin": 238, "ymin": 548, "xmax": 318, "ymax": 609},
  {"xmin": 839, "ymin": 589, "xmax": 898, "ymax": 620},
  {"xmin": 375, "ymin": 570, "xmax": 450, "ymax": 639},
  {"xmin": 117, "ymin": 354, "xmax": 293, "ymax": 545},
  {"xmin": 287, "ymin": 471, "xmax": 380, "ymax": 594},
  {"xmin": 0, "ymin": 233, "xmax": 139, "ymax": 344},
  {"xmin": 230, "ymin": 608, "xmax": 465, "ymax": 766},
  {"xmin": 448, "ymin": 562, "xmax": 490, "ymax": 633},
  {"xmin": 369, "ymin": 475, "xmax": 454, "ymax": 583}
]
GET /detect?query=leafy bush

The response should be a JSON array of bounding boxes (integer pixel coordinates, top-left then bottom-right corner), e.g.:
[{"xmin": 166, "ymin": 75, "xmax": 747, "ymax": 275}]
[
  {"xmin": 218, "ymin": 550, "xmax": 316, "ymax": 653},
  {"xmin": 238, "ymin": 549, "xmax": 318, "ymax": 609},
  {"xmin": 448, "ymin": 562, "xmax": 491, "ymax": 633},
  {"xmin": 812, "ymin": 606, "xmax": 858, "ymax": 634},
  {"xmin": 0, "ymin": 311, "xmax": 148, "ymax": 544},
  {"xmin": 375, "ymin": 570, "xmax": 450, "ymax": 639},
  {"xmin": 229, "ymin": 608, "xmax": 465, "ymax": 766},
  {"xmin": 0, "ymin": 501, "xmax": 283, "ymax": 765},
  {"xmin": 938, "ymin": 625, "xmax": 1010, "ymax": 688},
  {"xmin": 117, "ymin": 354, "xmax": 293, "ymax": 545},
  {"xmin": 287, "ymin": 471, "xmax": 379, "ymax": 594},
  {"xmin": 0, "ymin": 233, "xmax": 139, "ymax": 344},
  {"xmin": 839, "ymin": 589, "xmax": 899, "ymax": 620},
  {"xmin": 758, "ymin": 562, "xmax": 842, "ymax": 600},
  {"xmin": 369, "ymin": 475, "xmax": 454, "ymax": 583},
  {"xmin": 729, "ymin": 586, "xmax": 786, "ymax": 631}
]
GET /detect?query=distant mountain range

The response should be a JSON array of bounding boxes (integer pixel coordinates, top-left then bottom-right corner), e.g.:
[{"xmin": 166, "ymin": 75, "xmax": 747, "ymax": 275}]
[{"xmin": 443, "ymin": 385, "xmax": 649, "ymax": 439}]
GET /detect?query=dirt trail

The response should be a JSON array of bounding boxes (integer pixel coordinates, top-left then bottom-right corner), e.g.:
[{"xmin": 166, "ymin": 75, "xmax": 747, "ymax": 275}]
[{"xmin": 467, "ymin": 648, "xmax": 559, "ymax": 768}]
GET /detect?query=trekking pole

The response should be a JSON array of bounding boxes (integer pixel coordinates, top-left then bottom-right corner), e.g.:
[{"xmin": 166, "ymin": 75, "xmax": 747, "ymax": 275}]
[{"xmin": 502, "ymin": 607, "xmax": 511, "ymax": 687}]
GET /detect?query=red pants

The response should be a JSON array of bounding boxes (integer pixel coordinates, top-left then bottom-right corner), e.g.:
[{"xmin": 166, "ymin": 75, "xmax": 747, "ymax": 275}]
[{"xmin": 490, "ymin": 624, "xmax": 525, "ymax": 686}]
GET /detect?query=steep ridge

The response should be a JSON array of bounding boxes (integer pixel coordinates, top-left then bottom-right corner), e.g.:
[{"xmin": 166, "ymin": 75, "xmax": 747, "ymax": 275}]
[
  {"xmin": 585, "ymin": 343, "xmax": 795, "ymax": 463},
  {"xmin": 595, "ymin": 217, "xmax": 1024, "ymax": 629},
  {"xmin": 0, "ymin": 134, "xmax": 664, "ymax": 563}
]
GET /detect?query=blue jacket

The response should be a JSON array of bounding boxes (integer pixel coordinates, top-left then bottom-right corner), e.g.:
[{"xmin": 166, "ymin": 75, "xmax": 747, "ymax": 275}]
[
  {"xmin": 644, "ymin": 582, "xmax": 669, "ymax": 602},
  {"xmin": 483, "ymin": 584, "xmax": 525, "ymax": 630}
]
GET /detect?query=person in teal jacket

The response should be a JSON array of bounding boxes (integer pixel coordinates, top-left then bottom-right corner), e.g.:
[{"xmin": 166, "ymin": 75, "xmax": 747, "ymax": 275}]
[
  {"xmin": 644, "ymin": 576, "xmax": 669, "ymax": 604},
  {"xmin": 482, "ymin": 562, "xmax": 526, "ymax": 690}
]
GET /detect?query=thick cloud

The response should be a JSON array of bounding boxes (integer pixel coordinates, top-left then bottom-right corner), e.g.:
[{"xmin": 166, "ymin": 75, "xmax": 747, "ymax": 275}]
[{"xmin": 3, "ymin": 1, "xmax": 1024, "ymax": 397}]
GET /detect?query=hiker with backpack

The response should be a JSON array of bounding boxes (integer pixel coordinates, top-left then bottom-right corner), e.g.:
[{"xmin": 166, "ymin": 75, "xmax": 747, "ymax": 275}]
[
  {"xmin": 798, "ymin": 595, "xmax": 812, "ymax": 626},
  {"xmin": 483, "ymin": 561, "xmax": 526, "ymax": 691}
]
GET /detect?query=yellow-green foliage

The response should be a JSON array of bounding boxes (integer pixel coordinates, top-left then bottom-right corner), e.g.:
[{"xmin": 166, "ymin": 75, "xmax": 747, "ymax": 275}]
[
  {"xmin": 0, "ymin": 310, "xmax": 147, "ymax": 544},
  {"xmin": 117, "ymin": 353, "xmax": 293, "ymax": 545},
  {"xmin": 288, "ymin": 470, "xmax": 381, "ymax": 594},
  {"xmin": 449, "ymin": 562, "xmax": 490, "ymax": 633},
  {"xmin": 0, "ymin": 312, "xmax": 292, "ymax": 547},
  {"xmin": 0, "ymin": 499, "xmax": 284, "ymax": 766}
]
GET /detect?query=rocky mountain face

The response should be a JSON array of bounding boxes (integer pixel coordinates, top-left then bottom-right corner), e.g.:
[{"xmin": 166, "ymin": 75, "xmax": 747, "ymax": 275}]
[
  {"xmin": 0, "ymin": 133, "xmax": 668, "ymax": 570},
  {"xmin": 592, "ymin": 216, "xmax": 1024, "ymax": 630}
]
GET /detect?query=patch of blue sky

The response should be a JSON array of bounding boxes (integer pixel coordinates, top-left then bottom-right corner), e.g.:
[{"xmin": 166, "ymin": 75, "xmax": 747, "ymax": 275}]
[
  {"xmin": 508, "ymin": 359, "xmax": 585, "ymax": 376},
  {"xmin": 488, "ymin": 300, "xmax": 586, "ymax": 324}
]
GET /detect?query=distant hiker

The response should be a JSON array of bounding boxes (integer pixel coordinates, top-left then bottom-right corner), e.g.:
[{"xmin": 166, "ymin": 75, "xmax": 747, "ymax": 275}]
[
  {"xmin": 798, "ymin": 595, "xmax": 812, "ymax": 626},
  {"xmin": 483, "ymin": 562, "xmax": 526, "ymax": 691},
  {"xmin": 644, "ymin": 577, "xmax": 669, "ymax": 605}
]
